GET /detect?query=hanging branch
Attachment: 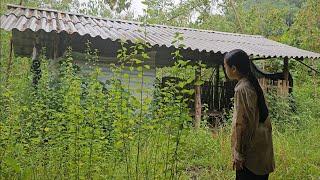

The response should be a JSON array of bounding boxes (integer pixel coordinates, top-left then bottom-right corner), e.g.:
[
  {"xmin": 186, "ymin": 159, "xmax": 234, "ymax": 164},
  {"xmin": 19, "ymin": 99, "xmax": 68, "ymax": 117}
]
[
  {"xmin": 293, "ymin": 59, "xmax": 320, "ymax": 75},
  {"xmin": 228, "ymin": 0, "xmax": 244, "ymax": 33}
]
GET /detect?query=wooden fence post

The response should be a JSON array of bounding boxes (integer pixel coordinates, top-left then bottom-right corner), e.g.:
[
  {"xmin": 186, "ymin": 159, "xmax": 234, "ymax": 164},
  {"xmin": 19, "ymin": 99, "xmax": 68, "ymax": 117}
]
[{"xmin": 194, "ymin": 65, "xmax": 201, "ymax": 129}]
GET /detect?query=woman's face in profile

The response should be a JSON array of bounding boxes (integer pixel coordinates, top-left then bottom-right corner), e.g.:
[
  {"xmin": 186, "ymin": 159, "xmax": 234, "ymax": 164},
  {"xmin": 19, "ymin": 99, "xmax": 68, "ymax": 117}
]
[{"xmin": 224, "ymin": 59, "xmax": 237, "ymax": 80}]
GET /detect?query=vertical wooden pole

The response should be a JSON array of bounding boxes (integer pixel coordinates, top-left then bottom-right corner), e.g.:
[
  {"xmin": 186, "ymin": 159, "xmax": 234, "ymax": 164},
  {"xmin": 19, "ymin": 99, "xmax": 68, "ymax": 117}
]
[
  {"xmin": 312, "ymin": 58, "xmax": 317, "ymax": 98},
  {"xmin": 214, "ymin": 64, "xmax": 220, "ymax": 110},
  {"xmin": 5, "ymin": 37, "xmax": 13, "ymax": 85},
  {"xmin": 194, "ymin": 64, "xmax": 201, "ymax": 129},
  {"xmin": 283, "ymin": 57, "xmax": 289, "ymax": 94},
  {"xmin": 31, "ymin": 35, "xmax": 41, "ymax": 86},
  {"xmin": 53, "ymin": 33, "xmax": 59, "ymax": 60}
]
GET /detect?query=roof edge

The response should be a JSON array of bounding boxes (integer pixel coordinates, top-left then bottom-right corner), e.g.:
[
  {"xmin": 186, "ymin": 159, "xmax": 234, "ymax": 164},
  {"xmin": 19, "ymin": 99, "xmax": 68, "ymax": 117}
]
[{"xmin": 6, "ymin": 3, "xmax": 264, "ymax": 38}]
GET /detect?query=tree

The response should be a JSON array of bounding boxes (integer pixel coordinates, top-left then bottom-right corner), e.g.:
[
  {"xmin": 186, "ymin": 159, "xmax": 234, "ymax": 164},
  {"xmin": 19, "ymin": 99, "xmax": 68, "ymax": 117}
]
[
  {"xmin": 140, "ymin": 0, "xmax": 175, "ymax": 24},
  {"xmin": 79, "ymin": 0, "xmax": 133, "ymax": 18},
  {"xmin": 105, "ymin": 0, "xmax": 131, "ymax": 14},
  {"xmin": 282, "ymin": 0, "xmax": 320, "ymax": 53}
]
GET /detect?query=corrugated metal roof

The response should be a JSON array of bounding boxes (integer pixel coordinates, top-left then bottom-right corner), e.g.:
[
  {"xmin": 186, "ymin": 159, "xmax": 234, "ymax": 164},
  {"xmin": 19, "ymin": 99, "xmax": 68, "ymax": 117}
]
[{"xmin": 1, "ymin": 4, "xmax": 320, "ymax": 59}]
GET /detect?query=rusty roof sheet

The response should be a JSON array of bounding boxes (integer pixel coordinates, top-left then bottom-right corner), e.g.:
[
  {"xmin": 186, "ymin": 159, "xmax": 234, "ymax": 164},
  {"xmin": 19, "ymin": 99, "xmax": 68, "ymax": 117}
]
[{"xmin": 1, "ymin": 4, "xmax": 320, "ymax": 59}]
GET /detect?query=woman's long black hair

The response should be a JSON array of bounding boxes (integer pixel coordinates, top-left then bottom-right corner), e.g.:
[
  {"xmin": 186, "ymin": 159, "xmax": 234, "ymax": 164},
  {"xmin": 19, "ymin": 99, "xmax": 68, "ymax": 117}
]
[{"xmin": 224, "ymin": 49, "xmax": 269, "ymax": 123}]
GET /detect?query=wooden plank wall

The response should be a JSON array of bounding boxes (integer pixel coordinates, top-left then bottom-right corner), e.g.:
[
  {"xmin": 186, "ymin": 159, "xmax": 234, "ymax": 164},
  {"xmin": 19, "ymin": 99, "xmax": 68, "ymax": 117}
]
[{"xmin": 258, "ymin": 78, "xmax": 290, "ymax": 96}]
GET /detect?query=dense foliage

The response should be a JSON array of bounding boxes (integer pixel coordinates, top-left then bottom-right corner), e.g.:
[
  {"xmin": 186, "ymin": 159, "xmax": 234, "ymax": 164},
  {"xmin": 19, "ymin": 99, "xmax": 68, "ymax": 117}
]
[{"xmin": 0, "ymin": 0, "xmax": 319, "ymax": 179}]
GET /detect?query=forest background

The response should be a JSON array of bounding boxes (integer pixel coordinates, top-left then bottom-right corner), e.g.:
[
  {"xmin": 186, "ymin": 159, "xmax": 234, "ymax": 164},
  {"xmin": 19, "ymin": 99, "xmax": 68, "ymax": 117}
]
[{"xmin": 0, "ymin": 0, "xmax": 319, "ymax": 179}]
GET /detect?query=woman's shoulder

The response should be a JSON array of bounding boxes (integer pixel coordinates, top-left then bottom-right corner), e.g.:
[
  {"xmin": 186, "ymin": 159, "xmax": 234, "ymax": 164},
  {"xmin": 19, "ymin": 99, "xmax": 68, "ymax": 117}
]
[{"xmin": 235, "ymin": 78, "xmax": 256, "ymax": 94}]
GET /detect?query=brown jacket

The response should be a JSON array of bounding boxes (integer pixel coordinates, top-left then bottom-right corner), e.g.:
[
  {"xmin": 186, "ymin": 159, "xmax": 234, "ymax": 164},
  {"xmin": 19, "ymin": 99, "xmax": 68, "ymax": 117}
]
[{"xmin": 231, "ymin": 78, "xmax": 275, "ymax": 175}]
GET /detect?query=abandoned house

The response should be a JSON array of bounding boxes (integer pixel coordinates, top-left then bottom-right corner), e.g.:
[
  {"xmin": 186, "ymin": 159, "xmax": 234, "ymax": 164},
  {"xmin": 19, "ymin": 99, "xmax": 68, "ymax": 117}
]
[{"xmin": 1, "ymin": 4, "xmax": 320, "ymax": 124}]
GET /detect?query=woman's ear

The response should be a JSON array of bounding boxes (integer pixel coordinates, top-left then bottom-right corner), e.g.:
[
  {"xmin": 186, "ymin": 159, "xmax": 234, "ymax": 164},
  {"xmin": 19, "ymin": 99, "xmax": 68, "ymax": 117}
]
[{"xmin": 231, "ymin": 65, "xmax": 237, "ymax": 73}]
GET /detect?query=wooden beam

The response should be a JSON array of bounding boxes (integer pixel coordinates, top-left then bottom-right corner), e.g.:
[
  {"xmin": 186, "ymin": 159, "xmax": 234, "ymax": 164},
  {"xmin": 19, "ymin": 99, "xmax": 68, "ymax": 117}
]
[
  {"xmin": 214, "ymin": 64, "xmax": 220, "ymax": 110},
  {"xmin": 250, "ymin": 57, "xmax": 273, "ymax": 61},
  {"xmin": 194, "ymin": 64, "xmax": 201, "ymax": 129},
  {"xmin": 294, "ymin": 59, "xmax": 320, "ymax": 74},
  {"xmin": 283, "ymin": 57, "xmax": 289, "ymax": 82},
  {"xmin": 53, "ymin": 32, "xmax": 59, "ymax": 60},
  {"xmin": 252, "ymin": 57, "xmax": 320, "ymax": 74},
  {"xmin": 5, "ymin": 37, "xmax": 14, "ymax": 85},
  {"xmin": 283, "ymin": 57, "xmax": 289, "ymax": 94}
]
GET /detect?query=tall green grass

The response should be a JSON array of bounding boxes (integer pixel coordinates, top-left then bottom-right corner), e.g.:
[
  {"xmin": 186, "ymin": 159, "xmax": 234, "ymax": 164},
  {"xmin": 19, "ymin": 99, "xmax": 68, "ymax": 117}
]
[{"xmin": 0, "ymin": 31, "xmax": 319, "ymax": 179}]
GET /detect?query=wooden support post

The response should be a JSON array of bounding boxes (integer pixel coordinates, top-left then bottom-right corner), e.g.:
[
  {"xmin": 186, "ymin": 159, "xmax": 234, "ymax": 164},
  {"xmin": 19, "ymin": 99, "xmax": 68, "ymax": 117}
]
[
  {"xmin": 283, "ymin": 57, "xmax": 289, "ymax": 94},
  {"xmin": 5, "ymin": 37, "xmax": 13, "ymax": 85},
  {"xmin": 214, "ymin": 64, "xmax": 220, "ymax": 110},
  {"xmin": 31, "ymin": 36, "xmax": 41, "ymax": 86},
  {"xmin": 312, "ymin": 58, "xmax": 317, "ymax": 98},
  {"xmin": 53, "ymin": 32, "xmax": 59, "ymax": 60},
  {"xmin": 194, "ymin": 65, "xmax": 202, "ymax": 129}
]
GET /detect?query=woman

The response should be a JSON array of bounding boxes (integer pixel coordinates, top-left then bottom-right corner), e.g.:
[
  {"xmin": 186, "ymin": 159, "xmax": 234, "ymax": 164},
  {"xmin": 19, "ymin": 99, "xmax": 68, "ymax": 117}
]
[{"xmin": 224, "ymin": 49, "xmax": 275, "ymax": 180}]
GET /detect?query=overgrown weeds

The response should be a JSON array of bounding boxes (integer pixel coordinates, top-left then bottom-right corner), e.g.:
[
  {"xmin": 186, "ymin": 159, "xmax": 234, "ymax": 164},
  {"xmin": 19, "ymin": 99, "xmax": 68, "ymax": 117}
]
[{"xmin": 0, "ymin": 31, "xmax": 319, "ymax": 179}]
